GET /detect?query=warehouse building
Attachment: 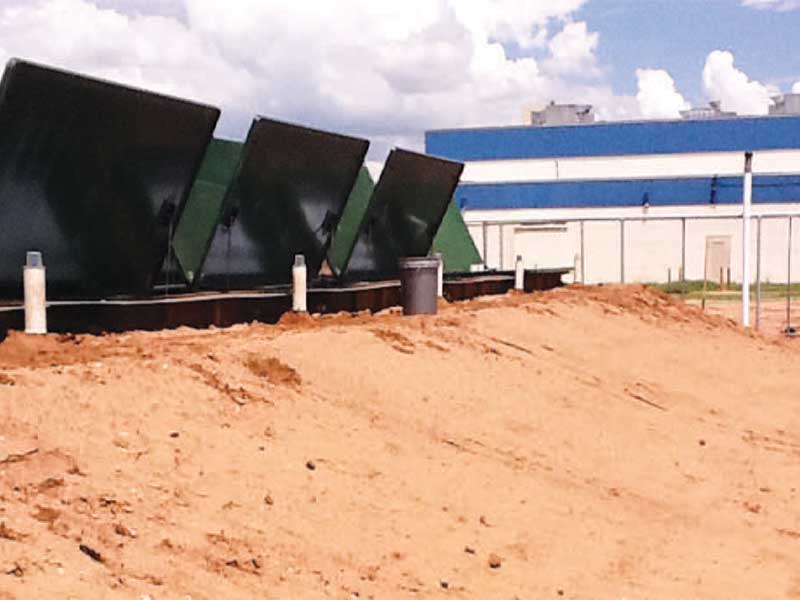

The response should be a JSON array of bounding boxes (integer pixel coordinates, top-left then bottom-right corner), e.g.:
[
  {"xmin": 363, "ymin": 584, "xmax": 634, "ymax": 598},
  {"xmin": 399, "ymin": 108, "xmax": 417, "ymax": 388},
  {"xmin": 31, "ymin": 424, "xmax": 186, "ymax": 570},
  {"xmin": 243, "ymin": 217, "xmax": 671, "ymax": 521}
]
[{"xmin": 426, "ymin": 97, "xmax": 800, "ymax": 285}]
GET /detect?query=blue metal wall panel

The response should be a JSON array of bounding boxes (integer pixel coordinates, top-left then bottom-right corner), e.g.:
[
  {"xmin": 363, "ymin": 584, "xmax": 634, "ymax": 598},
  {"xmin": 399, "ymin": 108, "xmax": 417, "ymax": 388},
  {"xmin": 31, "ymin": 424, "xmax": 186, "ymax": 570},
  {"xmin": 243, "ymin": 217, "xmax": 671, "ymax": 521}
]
[
  {"xmin": 426, "ymin": 116, "xmax": 800, "ymax": 161},
  {"xmin": 455, "ymin": 175, "xmax": 800, "ymax": 210}
]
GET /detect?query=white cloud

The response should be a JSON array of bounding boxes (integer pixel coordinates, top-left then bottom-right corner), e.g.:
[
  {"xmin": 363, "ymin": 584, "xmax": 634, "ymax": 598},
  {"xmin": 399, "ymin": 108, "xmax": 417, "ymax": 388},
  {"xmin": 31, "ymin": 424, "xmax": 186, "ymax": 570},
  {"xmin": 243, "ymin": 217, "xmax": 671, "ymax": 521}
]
[
  {"xmin": 365, "ymin": 160, "xmax": 384, "ymax": 181},
  {"xmin": 0, "ymin": 0, "xmax": 641, "ymax": 160},
  {"xmin": 5, "ymin": 0, "xmax": 799, "ymax": 170},
  {"xmin": 702, "ymin": 50, "xmax": 776, "ymax": 115},
  {"xmin": 741, "ymin": 0, "xmax": 800, "ymax": 11},
  {"xmin": 450, "ymin": 0, "xmax": 585, "ymax": 49},
  {"xmin": 92, "ymin": 0, "xmax": 187, "ymax": 20},
  {"xmin": 543, "ymin": 21, "xmax": 599, "ymax": 76},
  {"xmin": 635, "ymin": 69, "xmax": 689, "ymax": 118},
  {"xmin": 0, "ymin": 0, "xmax": 252, "ymax": 111},
  {"xmin": 793, "ymin": 81, "xmax": 800, "ymax": 93}
]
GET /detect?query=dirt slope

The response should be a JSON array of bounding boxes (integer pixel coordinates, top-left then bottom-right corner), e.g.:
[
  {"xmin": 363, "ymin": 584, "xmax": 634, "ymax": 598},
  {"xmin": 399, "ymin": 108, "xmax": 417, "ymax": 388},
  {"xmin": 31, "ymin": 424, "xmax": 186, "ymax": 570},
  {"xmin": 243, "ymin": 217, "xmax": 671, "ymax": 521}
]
[{"xmin": 0, "ymin": 285, "xmax": 799, "ymax": 599}]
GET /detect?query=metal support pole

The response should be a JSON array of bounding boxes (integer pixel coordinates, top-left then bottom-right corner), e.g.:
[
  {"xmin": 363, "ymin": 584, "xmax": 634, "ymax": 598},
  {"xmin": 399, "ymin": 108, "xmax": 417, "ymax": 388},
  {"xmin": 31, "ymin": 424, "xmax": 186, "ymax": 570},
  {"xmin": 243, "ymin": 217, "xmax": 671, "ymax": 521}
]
[
  {"xmin": 225, "ymin": 227, "xmax": 232, "ymax": 292},
  {"xmin": 498, "ymin": 224, "xmax": 504, "ymax": 270},
  {"xmin": 742, "ymin": 152, "xmax": 753, "ymax": 327},
  {"xmin": 681, "ymin": 218, "xmax": 686, "ymax": 281},
  {"xmin": 787, "ymin": 216, "xmax": 793, "ymax": 333},
  {"xmin": 580, "ymin": 220, "xmax": 585, "ymax": 284},
  {"xmin": 481, "ymin": 221, "xmax": 488, "ymax": 267},
  {"xmin": 620, "ymin": 219, "xmax": 625, "ymax": 284},
  {"xmin": 165, "ymin": 218, "xmax": 173, "ymax": 297},
  {"xmin": 756, "ymin": 216, "xmax": 762, "ymax": 331}
]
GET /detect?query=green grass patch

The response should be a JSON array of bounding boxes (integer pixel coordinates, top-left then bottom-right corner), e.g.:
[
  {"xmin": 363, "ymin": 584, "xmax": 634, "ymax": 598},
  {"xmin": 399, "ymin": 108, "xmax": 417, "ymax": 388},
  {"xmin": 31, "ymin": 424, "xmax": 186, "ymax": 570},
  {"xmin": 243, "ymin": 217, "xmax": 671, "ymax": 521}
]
[{"xmin": 649, "ymin": 280, "xmax": 800, "ymax": 300}]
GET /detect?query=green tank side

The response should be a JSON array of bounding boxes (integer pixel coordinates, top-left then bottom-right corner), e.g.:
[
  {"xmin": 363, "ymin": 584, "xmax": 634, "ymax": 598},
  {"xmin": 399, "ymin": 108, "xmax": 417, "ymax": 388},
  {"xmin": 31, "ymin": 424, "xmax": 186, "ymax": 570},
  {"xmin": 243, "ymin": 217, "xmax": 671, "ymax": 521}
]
[
  {"xmin": 172, "ymin": 138, "xmax": 243, "ymax": 284},
  {"xmin": 432, "ymin": 201, "xmax": 481, "ymax": 273},
  {"xmin": 327, "ymin": 166, "xmax": 375, "ymax": 277}
]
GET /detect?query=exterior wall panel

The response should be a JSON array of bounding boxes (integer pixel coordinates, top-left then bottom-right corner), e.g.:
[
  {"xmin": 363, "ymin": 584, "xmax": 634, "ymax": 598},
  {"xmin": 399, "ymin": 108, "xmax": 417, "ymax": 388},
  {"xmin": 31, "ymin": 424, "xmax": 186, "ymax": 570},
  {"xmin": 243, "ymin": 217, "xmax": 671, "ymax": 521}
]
[
  {"xmin": 462, "ymin": 150, "xmax": 800, "ymax": 184},
  {"xmin": 466, "ymin": 203, "xmax": 800, "ymax": 285}
]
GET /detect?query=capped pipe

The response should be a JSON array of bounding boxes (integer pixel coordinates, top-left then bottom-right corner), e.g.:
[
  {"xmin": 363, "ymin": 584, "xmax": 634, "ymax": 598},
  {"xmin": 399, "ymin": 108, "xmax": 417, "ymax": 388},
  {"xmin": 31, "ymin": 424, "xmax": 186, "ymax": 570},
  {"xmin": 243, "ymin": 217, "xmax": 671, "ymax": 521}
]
[
  {"xmin": 292, "ymin": 254, "xmax": 307, "ymax": 312},
  {"xmin": 24, "ymin": 251, "xmax": 47, "ymax": 334},
  {"xmin": 514, "ymin": 255, "xmax": 524, "ymax": 290},
  {"xmin": 434, "ymin": 252, "xmax": 444, "ymax": 298}
]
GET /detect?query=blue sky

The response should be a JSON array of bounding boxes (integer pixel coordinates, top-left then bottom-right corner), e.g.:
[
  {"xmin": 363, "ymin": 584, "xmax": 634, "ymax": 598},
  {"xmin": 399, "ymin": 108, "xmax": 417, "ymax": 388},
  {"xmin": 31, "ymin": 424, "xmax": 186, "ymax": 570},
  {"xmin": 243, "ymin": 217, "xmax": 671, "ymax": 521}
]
[{"xmin": 577, "ymin": 0, "xmax": 800, "ymax": 103}]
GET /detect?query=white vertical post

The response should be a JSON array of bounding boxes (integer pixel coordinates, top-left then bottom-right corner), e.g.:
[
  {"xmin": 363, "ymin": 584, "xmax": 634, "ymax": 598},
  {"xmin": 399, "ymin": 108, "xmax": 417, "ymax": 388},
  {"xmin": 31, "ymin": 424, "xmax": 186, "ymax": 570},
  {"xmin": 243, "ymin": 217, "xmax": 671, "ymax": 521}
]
[
  {"xmin": 23, "ymin": 251, "xmax": 47, "ymax": 334},
  {"xmin": 619, "ymin": 219, "xmax": 625, "ymax": 284},
  {"xmin": 787, "ymin": 217, "xmax": 793, "ymax": 333},
  {"xmin": 435, "ymin": 253, "xmax": 444, "ymax": 298},
  {"xmin": 742, "ymin": 152, "xmax": 753, "ymax": 328},
  {"xmin": 292, "ymin": 254, "xmax": 307, "ymax": 312},
  {"xmin": 498, "ymin": 224, "xmax": 504, "ymax": 270},
  {"xmin": 579, "ymin": 220, "xmax": 585, "ymax": 284},
  {"xmin": 481, "ymin": 221, "xmax": 488, "ymax": 268},
  {"xmin": 756, "ymin": 216, "xmax": 762, "ymax": 331},
  {"xmin": 680, "ymin": 218, "xmax": 686, "ymax": 281},
  {"xmin": 514, "ymin": 255, "xmax": 524, "ymax": 290}
]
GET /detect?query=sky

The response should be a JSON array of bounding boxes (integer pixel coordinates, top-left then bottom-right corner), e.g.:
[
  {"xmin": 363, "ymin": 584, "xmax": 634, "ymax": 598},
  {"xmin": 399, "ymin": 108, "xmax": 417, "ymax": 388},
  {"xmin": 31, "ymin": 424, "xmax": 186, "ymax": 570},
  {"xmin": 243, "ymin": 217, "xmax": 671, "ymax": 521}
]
[{"xmin": 0, "ymin": 0, "xmax": 798, "ymax": 165}]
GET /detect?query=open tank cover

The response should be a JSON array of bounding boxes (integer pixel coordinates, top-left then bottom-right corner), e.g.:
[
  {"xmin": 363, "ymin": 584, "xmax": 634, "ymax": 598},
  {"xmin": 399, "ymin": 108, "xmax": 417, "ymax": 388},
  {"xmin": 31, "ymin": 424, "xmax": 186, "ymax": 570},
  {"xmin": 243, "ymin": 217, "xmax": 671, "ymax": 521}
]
[
  {"xmin": 328, "ymin": 164, "xmax": 478, "ymax": 277},
  {"xmin": 341, "ymin": 149, "xmax": 464, "ymax": 280},
  {"xmin": 0, "ymin": 59, "xmax": 220, "ymax": 298},
  {"xmin": 197, "ymin": 117, "xmax": 369, "ymax": 290}
]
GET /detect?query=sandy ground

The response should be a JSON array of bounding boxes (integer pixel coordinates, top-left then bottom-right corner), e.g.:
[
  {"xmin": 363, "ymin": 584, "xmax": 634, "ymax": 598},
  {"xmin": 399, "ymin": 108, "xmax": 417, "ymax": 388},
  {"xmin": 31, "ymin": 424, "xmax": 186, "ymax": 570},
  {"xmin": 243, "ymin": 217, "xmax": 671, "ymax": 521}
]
[{"xmin": 0, "ymin": 285, "xmax": 799, "ymax": 599}]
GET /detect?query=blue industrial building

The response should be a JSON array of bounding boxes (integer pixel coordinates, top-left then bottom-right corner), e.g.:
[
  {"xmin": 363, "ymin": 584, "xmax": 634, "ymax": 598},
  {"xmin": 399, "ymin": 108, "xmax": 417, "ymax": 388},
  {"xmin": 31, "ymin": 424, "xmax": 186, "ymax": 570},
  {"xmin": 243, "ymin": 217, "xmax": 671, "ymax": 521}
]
[
  {"xmin": 424, "ymin": 103, "xmax": 800, "ymax": 283},
  {"xmin": 426, "ymin": 114, "xmax": 800, "ymax": 211}
]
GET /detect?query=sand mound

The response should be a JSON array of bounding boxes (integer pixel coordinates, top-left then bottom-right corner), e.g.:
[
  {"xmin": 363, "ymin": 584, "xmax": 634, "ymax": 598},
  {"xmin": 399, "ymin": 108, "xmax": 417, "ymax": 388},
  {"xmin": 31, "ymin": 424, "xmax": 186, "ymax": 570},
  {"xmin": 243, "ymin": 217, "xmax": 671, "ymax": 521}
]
[{"xmin": 0, "ymin": 285, "xmax": 798, "ymax": 599}]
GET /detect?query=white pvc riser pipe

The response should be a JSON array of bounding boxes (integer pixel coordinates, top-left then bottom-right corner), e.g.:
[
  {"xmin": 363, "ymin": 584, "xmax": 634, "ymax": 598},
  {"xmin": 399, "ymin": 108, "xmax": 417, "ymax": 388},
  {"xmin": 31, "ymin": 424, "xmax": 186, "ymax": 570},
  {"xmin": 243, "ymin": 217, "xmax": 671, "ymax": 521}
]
[
  {"xmin": 742, "ymin": 153, "xmax": 753, "ymax": 327},
  {"xmin": 435, "ymin": 253, "xmax": 444, "ymax": 298},
  {"xmin": 514, "ymin": 255, "xmax": 524, "ymax": 290},
  {"xmin": 24, "ymin": 262, "xmax": 47, "ymax": 334},
  {"xmin": 292, "ymin": 255, "xmax": 307, "ymax": 313}
]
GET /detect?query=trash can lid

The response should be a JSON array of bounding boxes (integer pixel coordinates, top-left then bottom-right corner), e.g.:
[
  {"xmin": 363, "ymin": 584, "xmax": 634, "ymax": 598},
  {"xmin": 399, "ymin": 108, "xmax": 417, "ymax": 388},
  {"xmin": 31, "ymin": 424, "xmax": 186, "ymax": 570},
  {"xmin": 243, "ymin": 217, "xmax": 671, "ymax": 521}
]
[{"xmin": 398, "ymin": 256, "xmax": 440, "ymax": 270}]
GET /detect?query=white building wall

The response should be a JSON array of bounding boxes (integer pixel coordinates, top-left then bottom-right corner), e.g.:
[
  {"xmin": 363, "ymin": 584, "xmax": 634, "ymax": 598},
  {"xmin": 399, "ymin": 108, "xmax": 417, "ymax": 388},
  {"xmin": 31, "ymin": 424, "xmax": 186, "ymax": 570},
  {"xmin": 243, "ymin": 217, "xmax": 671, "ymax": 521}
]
[
  {"xmin": 457, "ymin": 147, "xmax": 800, "ymax": 284},
  {"xmin": 462, "ymin": 149, "xmax": 800, "ymax": 184},
  {"xmin": 465, "ymin": 203, "xmax": 800, "ymax": 285}
]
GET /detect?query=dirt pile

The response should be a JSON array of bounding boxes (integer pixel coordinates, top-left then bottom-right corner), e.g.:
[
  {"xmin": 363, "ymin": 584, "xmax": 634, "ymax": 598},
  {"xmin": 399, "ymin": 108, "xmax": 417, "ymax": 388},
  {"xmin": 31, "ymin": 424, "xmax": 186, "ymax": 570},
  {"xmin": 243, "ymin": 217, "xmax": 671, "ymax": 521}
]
[{"xmin": 0, "ymin": 285, "xmax": 798, "ymax": 599}]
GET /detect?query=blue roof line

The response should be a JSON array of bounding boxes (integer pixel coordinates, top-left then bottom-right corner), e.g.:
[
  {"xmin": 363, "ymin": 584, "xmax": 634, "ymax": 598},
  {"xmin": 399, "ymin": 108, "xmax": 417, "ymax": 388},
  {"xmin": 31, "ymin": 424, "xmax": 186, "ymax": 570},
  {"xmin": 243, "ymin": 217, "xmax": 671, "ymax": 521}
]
[
  {"xmin": 426, "ymin": 115, "xmax": 800, "ymax": 161},
  {"xmin": 427, "ymin": 113, "xmax": 800, "ymax": 135}
]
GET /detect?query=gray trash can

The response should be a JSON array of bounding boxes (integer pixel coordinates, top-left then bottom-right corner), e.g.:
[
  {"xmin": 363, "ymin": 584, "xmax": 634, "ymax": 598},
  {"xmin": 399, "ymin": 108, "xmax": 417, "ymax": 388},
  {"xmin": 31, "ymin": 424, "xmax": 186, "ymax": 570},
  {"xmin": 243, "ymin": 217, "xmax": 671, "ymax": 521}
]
[{"xmin": 398, "ymin": 256, "xmax": 439, "ymax": 315}]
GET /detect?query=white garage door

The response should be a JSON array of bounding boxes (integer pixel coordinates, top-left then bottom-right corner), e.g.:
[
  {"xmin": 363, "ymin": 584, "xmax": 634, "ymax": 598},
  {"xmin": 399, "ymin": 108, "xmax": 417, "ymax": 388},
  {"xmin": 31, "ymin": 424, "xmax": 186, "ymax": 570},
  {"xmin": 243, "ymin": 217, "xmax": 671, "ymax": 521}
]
[{"xmin": 513, "ymin": 225, "xmax": 575, "ymax": 270}]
